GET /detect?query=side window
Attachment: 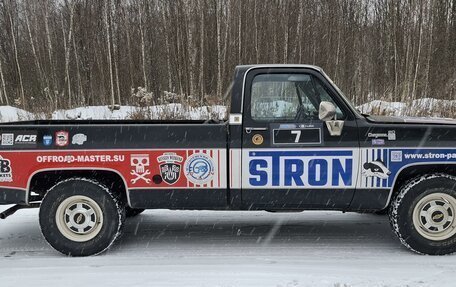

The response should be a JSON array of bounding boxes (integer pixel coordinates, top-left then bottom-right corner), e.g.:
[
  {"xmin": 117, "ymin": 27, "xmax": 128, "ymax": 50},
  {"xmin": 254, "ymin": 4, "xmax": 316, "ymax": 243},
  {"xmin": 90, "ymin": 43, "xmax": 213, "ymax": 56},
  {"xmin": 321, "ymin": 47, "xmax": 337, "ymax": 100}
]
[
  {"xmin": 250, "ymin": 73, "xmax": 345, "ymax": 122},
  {"xmin": 251, "ymin": 75, "xmax": 301, "ymax": 121}
]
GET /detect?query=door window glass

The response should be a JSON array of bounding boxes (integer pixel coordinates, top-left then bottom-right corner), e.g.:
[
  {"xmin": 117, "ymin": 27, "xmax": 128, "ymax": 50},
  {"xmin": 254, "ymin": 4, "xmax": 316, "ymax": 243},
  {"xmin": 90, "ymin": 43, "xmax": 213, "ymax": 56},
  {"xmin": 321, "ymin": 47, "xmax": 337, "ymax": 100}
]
[{"xmin": 250, "ymin": 73, "xmax": 344, "ymax": 122}]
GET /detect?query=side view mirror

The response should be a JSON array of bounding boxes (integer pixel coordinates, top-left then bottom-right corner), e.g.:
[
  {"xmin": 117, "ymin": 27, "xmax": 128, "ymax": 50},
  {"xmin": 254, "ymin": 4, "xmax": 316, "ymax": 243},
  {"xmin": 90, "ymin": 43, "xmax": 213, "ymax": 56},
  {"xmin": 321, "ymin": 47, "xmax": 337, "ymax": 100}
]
[
  {"xmin": 318, "ymin": 101, "xmax": 344, "ymax": 136},
  {"xmin": 318, "ymin": 101, "xmax": 336, "ymax": 121}
]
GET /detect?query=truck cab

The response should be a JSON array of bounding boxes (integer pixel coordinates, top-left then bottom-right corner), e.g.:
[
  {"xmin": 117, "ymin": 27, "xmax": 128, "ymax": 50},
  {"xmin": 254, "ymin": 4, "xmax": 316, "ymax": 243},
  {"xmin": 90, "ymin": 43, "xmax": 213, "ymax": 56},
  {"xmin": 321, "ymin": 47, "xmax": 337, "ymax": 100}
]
[{"xmin": 228, "ymin": 65, "xmax": 361, "ymax": 211}]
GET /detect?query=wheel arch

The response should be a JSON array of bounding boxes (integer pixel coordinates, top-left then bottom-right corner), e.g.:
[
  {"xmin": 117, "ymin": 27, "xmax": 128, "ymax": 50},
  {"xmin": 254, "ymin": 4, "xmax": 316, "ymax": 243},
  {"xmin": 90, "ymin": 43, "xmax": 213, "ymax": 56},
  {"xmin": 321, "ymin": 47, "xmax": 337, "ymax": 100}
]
[
  {"xmin": 385, "ymin": 163, "xmax": 456, "ymax": 209},
  {"xmin": 27, "ymin": 168, "xmax": 130, "ymax": 206}
]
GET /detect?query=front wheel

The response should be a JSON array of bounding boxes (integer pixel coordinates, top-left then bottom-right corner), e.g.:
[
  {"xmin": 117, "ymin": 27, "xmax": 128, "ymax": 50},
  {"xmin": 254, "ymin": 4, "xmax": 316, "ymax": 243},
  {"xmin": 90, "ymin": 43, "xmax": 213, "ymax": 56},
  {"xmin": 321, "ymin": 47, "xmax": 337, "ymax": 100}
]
[
  {"xmin": 389, "ymin": 174, "xmax": 456, "ymax": 255},
  {"xmin": 39, "ymin": 178, "xmax": 125, "ymax": 256}
]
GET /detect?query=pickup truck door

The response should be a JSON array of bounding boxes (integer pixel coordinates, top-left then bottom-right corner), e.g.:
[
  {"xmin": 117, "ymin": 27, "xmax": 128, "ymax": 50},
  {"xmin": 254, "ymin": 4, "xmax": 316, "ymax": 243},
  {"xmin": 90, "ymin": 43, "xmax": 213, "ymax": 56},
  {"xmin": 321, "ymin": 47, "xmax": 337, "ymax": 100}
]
[{"xmin": 240, "ymin": 68, "xmax": 360, "ymax": 210}]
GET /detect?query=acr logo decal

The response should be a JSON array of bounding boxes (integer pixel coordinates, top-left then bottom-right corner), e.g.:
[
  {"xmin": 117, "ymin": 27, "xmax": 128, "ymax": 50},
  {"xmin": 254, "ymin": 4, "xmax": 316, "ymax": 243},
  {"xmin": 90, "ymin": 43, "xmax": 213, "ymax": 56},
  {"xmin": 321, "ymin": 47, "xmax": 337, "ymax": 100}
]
[
  {"xmin": 14, "ymin": 134, "xmax": 37, "ymax": 144},
  {"xmin": 55, "ymin": 131, "xmax": 69, "ymax": 147},
  {"xmin": 362, "ymin": 160, "xmax": 391, "ymax": 179},
  {"xmin": 130, "ymin": 154, "xmax": 151, "ymax": 184},
  {"xmin": 0, "ymin": 155, "xmax": 12, "ymax": 182},
  {"xmin": 157, "ymin": 152, "xmax": 183, "ymax": 185},
  {"xmin": 245, "ymin": 150, "xmax": 354, "ymax": 188},
  {"xmin": 184, "ymin": 153, "xmax": 215, "ymax": 184},
  {"xmin": 1, "ymin": 132, "xmax": 37, "ymax": 146},
  {"xmin": 72, "ymin": 133, "xmax": 87, "ymax": 145}
]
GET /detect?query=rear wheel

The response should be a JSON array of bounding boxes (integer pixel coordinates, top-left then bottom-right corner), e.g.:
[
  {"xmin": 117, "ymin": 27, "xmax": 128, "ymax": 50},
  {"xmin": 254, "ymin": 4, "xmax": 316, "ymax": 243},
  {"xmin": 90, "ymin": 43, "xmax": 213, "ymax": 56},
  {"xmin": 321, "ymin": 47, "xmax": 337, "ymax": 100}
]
[
  {"xmin": 39, "ymin": 178, "xmax": 125, "ymax": 256},
  {"xmin": 389, "ymin": 174, "xmax": 456, "ymax": 255}
]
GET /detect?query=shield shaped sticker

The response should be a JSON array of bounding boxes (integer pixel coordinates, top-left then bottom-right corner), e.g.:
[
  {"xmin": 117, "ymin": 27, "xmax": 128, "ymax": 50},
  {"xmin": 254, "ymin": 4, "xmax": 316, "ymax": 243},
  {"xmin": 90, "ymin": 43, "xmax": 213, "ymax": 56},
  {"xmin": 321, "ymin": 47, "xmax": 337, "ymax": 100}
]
[{"xmin": 160, "ymin": 162, "xmax": 181, "ymax": 185}]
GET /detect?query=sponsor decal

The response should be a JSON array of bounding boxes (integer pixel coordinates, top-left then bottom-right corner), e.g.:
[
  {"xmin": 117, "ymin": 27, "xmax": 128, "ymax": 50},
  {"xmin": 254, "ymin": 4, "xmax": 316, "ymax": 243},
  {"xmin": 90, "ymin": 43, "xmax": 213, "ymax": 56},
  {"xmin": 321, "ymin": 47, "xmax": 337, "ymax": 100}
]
[
  {"xmin": 55, "ymin": 131, "xmax": 69, "ymax": 147},
  {"xmin": 36, "ymin": 154, "xmax": 125, "ymax": 163},
  {"xmin": 367, "ymin": 131, "xmax": 396, "ymax": 140},
  {"xmin": 362, "ymin": 160, "xmax": 391, "ymax": 179},
  {"xmin": 72, "ymin": 133, "xmax": 87, "ymax": 145},
  {"xmin": 184, "ymin": 153, "xmax": 215, "ymax": 184},
  {"xmin": 391, "ymin": 150, "xmax": 402, "ymax": 162},
  {"xmin": 372, "ymin": 139, "xmax": 385, "ymax": 146},
  {"xmin": 14, "ymin": 133, "xmax": 37, "ymax": 145},
  {"xmin": 252, "ymin": 134, "xmax": 264, "ymax": 145},
  {"xmin": 247, "ymin": 150, "xmax": 353, "ymax": 188},
  {"xmin": 388, "ymin": 130, "xmax": 396, "ymax": 141},
  {"xmin": 157, "ymin": 152, "xmax": 183, "ymax": 185},
  {"xmin": 130, "ymin": 154, "xmax": 150, "ymax": 184},
  {"xmin": 279, "ymin": 124, "xmax": 297, "ymax": 129},
  {"xmin": 368, "ymin": 132, "xmax": 388, "ymax": 138},
  {"xmin": 43, "ymin": 135, "xmax": 53, "ymax": 146},
  {"xmin": 0, "ymin": 155, "xmax": 12, "ymax": 182},
  {"xmin": 0, "ymin": 132, "xmax": 37, "ymax": 146},
  {"xmin": 1, "ymin": 133, "xmax": 14, "ymax": 146}
]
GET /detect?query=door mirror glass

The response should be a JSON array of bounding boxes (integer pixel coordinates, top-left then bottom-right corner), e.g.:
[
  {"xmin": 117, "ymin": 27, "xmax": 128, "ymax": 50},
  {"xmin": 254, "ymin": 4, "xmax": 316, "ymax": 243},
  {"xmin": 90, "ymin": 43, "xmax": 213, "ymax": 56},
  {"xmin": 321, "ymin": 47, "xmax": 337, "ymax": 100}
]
[{"xmin": 318, "ymin": 101, "xmax": 336, "ymax": 121}]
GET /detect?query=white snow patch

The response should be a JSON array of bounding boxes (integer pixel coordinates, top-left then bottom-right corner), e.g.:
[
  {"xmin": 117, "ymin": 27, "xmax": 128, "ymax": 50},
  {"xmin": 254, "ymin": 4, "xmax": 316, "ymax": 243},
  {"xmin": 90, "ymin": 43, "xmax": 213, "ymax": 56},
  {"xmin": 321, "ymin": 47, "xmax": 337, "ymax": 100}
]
[
  {"xmin": 357, "ymin": 98, "xmax": 456, "ymax": 118},
  {"xmin": 0, "ymin": 104, "xmax": 227, "ymax": 122},
  {"xmin": 51, "ymin": 104, "xmax": 227, "ymax": 120},
  {"xmin": 0, "ymin": 105, "xmax": 37, "ymax": 122}
]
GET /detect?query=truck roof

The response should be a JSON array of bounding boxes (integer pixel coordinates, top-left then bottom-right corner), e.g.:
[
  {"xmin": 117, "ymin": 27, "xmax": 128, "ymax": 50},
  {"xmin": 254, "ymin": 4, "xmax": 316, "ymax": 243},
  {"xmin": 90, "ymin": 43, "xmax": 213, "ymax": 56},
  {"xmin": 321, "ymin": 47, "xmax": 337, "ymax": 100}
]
[{"xmin": 235, "ymin": 64, "xmax": 324, "ymax": 74}]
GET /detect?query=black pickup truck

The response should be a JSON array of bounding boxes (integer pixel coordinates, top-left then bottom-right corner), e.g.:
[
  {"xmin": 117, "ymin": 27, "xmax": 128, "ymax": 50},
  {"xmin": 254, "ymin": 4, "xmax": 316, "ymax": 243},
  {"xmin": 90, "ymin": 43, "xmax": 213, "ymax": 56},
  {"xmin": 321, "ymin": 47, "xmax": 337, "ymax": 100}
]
[{"xmin": 1, "ymin": 64, "xmax": 456, "ymax": 256}]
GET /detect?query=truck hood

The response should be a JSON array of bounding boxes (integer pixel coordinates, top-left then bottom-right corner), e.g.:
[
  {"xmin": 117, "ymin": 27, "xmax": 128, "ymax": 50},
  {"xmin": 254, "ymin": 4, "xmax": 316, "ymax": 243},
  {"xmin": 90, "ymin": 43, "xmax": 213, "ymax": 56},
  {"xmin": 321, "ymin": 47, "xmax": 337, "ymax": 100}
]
[{"xmin": 366, "ymin": 115, "xmax": 456, "ymax": 125}]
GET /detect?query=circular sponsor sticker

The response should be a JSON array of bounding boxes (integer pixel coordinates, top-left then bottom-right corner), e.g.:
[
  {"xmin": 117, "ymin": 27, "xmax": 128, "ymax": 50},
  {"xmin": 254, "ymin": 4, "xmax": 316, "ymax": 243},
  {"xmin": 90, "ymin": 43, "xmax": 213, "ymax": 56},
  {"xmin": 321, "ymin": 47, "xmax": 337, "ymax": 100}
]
[
  {"xmin": 252, "ymin": 134, "xmax": 264, "ymax": 145},
  {"xmin": 184, "ymin": 153, "xmax": 215, "ymax": 184}
]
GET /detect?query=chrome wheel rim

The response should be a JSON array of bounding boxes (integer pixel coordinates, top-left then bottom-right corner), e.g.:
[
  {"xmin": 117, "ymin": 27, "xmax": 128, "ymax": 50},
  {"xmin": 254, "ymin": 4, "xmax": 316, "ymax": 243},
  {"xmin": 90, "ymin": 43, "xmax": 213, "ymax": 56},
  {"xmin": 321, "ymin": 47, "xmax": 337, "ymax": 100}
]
[
  {"xmin": 56, "ymin": 195, "xmax": 103, "ymax": 242},
  {"xmin": 412, "ymin": 193, "xmax": 456, "ymax": 241}
]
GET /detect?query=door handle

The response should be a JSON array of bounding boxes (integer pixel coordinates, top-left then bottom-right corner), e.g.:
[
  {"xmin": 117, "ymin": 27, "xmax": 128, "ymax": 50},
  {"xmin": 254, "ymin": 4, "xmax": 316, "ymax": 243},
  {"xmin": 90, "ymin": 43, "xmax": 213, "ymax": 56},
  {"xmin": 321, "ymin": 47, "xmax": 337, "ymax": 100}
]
[{"xmin": 245, "ymin": 127, "xmax": 268, "ymax": 134}]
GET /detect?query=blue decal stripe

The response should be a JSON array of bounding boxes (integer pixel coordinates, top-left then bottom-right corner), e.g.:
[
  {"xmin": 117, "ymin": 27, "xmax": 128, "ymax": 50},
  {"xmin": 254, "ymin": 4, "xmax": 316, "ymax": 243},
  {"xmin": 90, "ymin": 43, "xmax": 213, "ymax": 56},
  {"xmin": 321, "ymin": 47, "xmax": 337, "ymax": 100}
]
[{"xmin": 250, "ymin": 151, "xmax": 353, "ymax": 157}]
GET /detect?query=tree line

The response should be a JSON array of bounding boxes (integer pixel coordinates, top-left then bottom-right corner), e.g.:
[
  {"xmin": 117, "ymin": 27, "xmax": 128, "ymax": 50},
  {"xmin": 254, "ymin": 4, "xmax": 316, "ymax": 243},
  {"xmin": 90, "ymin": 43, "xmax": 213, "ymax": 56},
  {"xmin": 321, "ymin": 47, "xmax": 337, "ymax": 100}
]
[{"xmin": 0, "ymin": 0, "xmax": 455, "ymax": 114}]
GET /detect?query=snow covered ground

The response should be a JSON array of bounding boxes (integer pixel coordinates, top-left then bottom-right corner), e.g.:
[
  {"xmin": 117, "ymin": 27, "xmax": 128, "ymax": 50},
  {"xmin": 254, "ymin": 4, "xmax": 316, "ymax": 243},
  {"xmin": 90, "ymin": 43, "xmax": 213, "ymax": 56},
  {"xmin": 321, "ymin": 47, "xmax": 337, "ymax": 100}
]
[{"xmin": 1, "ymin": 209, "xmax": 456, "ymax": 287}]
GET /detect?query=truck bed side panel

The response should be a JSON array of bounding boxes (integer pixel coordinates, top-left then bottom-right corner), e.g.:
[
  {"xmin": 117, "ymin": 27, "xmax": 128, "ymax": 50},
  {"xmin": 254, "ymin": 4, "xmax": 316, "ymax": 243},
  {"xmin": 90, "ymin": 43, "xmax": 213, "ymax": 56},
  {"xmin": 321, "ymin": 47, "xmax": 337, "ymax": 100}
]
[{"xmin": 0, "ymin": 123, "xmax": 229, "ymax": 208}]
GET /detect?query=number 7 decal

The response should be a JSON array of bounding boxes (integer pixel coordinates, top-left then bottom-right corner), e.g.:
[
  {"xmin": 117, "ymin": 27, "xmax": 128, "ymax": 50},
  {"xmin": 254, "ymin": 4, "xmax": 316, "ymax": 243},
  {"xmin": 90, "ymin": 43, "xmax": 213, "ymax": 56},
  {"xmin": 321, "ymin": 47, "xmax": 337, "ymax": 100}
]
[{"xmin": 291, "ymin": 130, "xmax": 301, "ymax": 143}]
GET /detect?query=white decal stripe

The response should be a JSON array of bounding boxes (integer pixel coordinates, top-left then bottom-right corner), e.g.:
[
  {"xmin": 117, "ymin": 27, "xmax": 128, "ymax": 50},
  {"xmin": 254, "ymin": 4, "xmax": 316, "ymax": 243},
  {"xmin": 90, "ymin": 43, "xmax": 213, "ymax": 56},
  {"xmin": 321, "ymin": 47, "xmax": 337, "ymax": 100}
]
[
  {"xmin": 210, "ymin": 149, "xmax": 215, "ymax": 188},
  {"xmin": 230, "ymin": 149, "xmax": 241, "ymax": 189},
  {"xmin": 186, "ymin": 150, "xmax": 190, "ymax": 188},
  {"xmin": 220, "ymin": 149, "xmax": 227, "ymax": 188}
]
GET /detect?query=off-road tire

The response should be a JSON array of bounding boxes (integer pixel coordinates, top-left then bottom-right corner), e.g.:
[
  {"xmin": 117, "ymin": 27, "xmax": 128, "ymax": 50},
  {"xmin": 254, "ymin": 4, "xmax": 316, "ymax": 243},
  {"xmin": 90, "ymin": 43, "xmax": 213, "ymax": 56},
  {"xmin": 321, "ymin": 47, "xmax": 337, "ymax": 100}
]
[
  {"xmin": 389, "ymin": 174, "xmax": 456, "ymax": 255},
  {"xmin": 39, "ymin": 178, "xmax": 126, "ymax": 256}
]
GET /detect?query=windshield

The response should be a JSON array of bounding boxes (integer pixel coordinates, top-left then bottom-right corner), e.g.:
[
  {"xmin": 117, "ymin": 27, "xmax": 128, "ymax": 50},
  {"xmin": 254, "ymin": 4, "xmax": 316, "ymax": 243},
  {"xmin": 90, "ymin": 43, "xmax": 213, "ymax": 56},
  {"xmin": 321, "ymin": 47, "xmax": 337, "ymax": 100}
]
[{"xmin": 319, "ymin": 70, "xmax": 364, "ymax": 118}]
